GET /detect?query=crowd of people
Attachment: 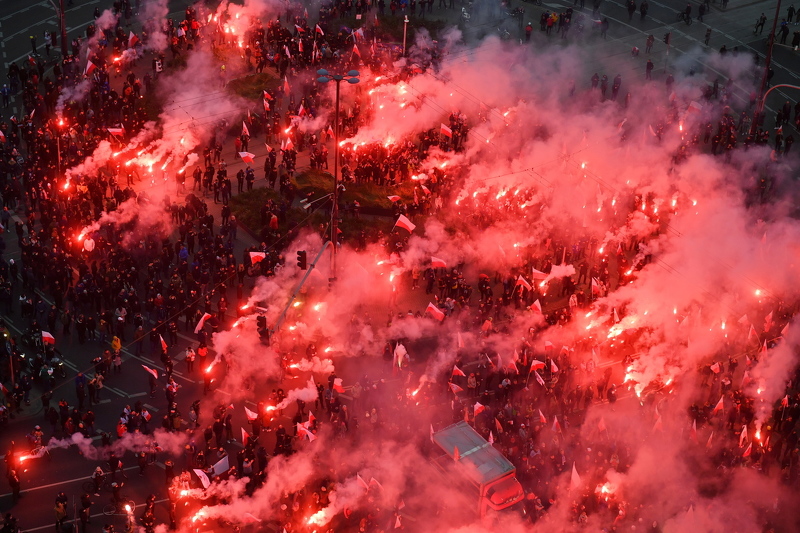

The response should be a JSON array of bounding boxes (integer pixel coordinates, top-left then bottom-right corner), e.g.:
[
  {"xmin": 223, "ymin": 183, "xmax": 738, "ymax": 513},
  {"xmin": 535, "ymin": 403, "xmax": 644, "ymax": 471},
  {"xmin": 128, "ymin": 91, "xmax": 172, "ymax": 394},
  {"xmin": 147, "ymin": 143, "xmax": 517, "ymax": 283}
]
[{"xmin": 0, "ymin": 0, "xmax": 799, "ymax": 531}]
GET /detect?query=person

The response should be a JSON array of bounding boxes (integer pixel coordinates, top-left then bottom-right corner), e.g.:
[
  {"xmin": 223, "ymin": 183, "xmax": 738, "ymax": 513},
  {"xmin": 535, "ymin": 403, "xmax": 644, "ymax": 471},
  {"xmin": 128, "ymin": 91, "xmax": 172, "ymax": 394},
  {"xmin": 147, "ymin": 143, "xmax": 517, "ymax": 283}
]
[
  {"xmin": 640, "ymin": 0, "xmax": 648, "ymax": 20},
  {"xmin": 780, "ymin": 19, "xmax": 790, "ymax": 44},
  {"xmin": 646, "ymin": 34, "xmax": 654, "ymax": 53},
  {"xmin": 600, "ymin": 17, "xmax": 609, "ymax": 38},
  {"xmin": 7, "ymin": 470, "xmax": 21, "ymax": 502},
  {"xmin": 705, "ymin": 28, "xmax": 712, "ymax": 45},
  {"xmin": 54, "ymin": 500, "xmax": 68, "ymax": 531},
  {"xmin": 525, "ymin": 23, "xmax": 532, "ymax": 41},
  {"xmin": 92, "ymin": 466, "xmax": 105, "ymax": 495},
  {"xmin": 755, "ymin": 13, "xmax": 767, "ymax": 34}
]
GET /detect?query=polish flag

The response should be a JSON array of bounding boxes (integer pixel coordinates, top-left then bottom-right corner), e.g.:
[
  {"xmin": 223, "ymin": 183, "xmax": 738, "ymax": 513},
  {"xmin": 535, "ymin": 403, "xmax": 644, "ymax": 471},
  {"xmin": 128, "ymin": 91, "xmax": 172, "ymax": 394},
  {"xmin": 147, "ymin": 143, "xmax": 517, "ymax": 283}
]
[
  {"xmin": 85, "ymin": 60, "xmax": 97, "ymax": 76},
  {"xmin": 249, "ymin": 252, "xmax": 266, "ymax": 264},
  {"xmin": 263, "ymin": 90, "xmax": 273, "ymax": 100},
  {"xmin": 141, "ymin": 365, "xmax": 159, "ymax": 380},
  {"xmin": 570, "ymin": 463, "xmax": 582, "ymax": 491},
  {"xmin": 244, "ymin": 406, "xmax": 258, "ymax": 422},
  {"xmin": 326, "ymin": 125, "xmax": 334, "ymax": 137},
  {"xmin": 431, "ymin": 257, "xmax": 447, "ymax": 268},
  {"xmin": 598, "ymin": 417, "xmax": 607, "ymax": 432},
  {"xmin": 782, "ymin": 395, "xmax": 789, "ymax": 407},
  {"xmin": 506, "ymin": 359, "xmax": 519, "ymax": 374},
  {"xmin": 283, "ymin": 77, "xmax": 291, "ymax": 94},
  {"xmin": 395, "ymin": 516, "xmax": 402, "ymax": 529},
  {"xmin": 194, "ymin": 312, "xmax": 213, "ymax": 334},
  {"xmin": 591, "ymin": 277, "xmax": 601, "ymax": 295},
  {"xmin": 474, "ymin": 402, "xmax": 485, "ymax": 416},
  {"xmin": 748, "ymin": 324, "xmax": 758, "ymax": 342},
  {"xmin": 294, "ymin": 24, "xmax": 306, "ymax": 33},
  {"xmin": 238, "ymin": 152, "xmax": 255, "ymax": 163},
  {"xmin": 453, "ymin": 446, "xmax": 460, "ymax": 462},
  {"xmin": 452, "ymin": 365, "xmax": 466, "ymax": 377},
  {"xmin": 488, "ymin": 431, "xmax": 494, "ymax": 444},
  {"xmin": 690, "ymin": 420, "xmax": 698, "ymax": 443},
  {"xmin": 531, "ymin": 299, "xmax": 542, "ymax": 313},
  {"xmin": 534, "ymin": 371, "xmax": 545, "ymax": 387},
  {"xmin": 516, "ymin": 275, "xmax": 532, "ymax": 291},
  {"xmin": 42, "ymin": 331, "xmax": 56, "ymax": 345},
  {"xmin": 738, "ymin": 314, "xmax": 749, "ymax": 326},
  {"xmin": 241, "ymin": 427, "xmax": 251, "ymax": 446},
  {"xmin": 107, "ymin": 127, "xmax": 125, "ymax": 136},
  {"xmin": 440, "ymin": 123, "xmax": 452, "ymax": 137},
  {"xmin": 394, "ymin": 214, "xmax": 416, "ymax": 233},
  {"xmin": 160, "ymin": 335, "xmax": 168, "ymax": 352},
  {"xmin": 706, "ymin": 431, "xmax": 714, "ymax": 449},
  {"xmin": 529, "ymin": 360, "xmax": 546, "ymax": 372},
  {"xmin": 357, "ymin": 473, "xmax": 369, "ymax": 490},
  {"xmin": 764, "ymin": 311, "xmax": 773, "ymax": 332},
  {"xmin": 242, "ymin": 121, "xmax": 250, "ymax": 137},
  {"xmin": 449, "ymin": 382, "xmax": 463, "ymax": 394},
  {"xmin": 781, "ymin": 322, "xmax": 789, "ymax": 337},
  {"xmin": 551, "ymin": 360, "xmax": 559, "ymax": 373},
  {"xmin": 387, "ymin": 195, "xmax": 401, "ymax": 202},
  {"xmin": 552, "ymin": 415, "xmax": 562, "ymax": 433},
  {"xmin": 333, "ymin": 378, "xmax": 345, "ymax": 393},
  {"xmin": 494, "ymin": 418, "xmax": 503, "ymax": 434},
  {"xmin": 709, "ymin": 362, "xmax": 720, "ymax": 374},
  {"xmin": 538, "ymin": 409, "xmax": 547, "ymax": 425},
  {"xmin": 742, "ymin": 443, "xmax": 752, "ymax": 457},
  {"xmin": 128, "ymin": 31, "xmax": 139, "ymax": 48},
  {"xmin": 530, "ymin": 267, "xmax": 548, "ymax": 280},
  {"xmin": 426, "ymin": 302, "xmax": 445, "ymax": 321},
  {"xmin": 315, "ymin": 24, "xmax": 324, "ymax": 35},
  {"xmin": 194, "ymin": 469, "xmax": 211, "ymax": 489},
  {"xmin": 739, "ymin": 425, "xmax": 748, "ymax": 447}
]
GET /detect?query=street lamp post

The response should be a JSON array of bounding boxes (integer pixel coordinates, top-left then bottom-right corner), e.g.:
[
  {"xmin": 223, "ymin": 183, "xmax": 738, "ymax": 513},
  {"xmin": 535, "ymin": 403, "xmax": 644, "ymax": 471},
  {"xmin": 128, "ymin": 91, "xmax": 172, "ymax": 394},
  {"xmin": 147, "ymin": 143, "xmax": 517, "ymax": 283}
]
[
  {"xmin": 750, "ymin": 0, "xmax": 783, "ymax": 137},
  {"xmin": 47, "ymin": 0, "xmax": 69, "ymax": 58},
  {"xmin": 316, "ymin": 69, "xmax": 360, "ymax": 283},
  {"xmin": 403, "ymin": 15, "xmax": 410, "ymax": 57},
  {"xmin": 56, "ymin": 117, "xmax": 65, "ymax": 178}
]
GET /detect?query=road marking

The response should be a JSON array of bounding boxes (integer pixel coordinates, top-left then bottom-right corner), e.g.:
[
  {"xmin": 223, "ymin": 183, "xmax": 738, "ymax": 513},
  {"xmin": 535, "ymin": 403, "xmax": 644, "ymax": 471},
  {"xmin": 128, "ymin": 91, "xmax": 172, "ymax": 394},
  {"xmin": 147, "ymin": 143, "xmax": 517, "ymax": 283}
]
[
  {"xmin": 128, "ymin": 391, "xmax": 147, "ymax": 397},
  {"xmin": 0, "ymin": 466, "xmax": 139, "ymax": 499},
  {"xmin": 143, "ymin": 403, "xmax": 159, "ymax": 412}
]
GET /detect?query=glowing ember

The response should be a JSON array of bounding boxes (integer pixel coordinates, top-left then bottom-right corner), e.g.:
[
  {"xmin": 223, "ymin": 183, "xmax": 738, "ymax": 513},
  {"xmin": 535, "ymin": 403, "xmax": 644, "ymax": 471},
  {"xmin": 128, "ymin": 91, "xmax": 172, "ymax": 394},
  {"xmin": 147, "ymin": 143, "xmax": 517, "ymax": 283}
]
[
  {"xmin": 293, "ymin": 302, "xmax": 301, "ymax": 307},
  {"xmin": 205, "ymin": 365, "xmax": 213, "ymax": 373}
]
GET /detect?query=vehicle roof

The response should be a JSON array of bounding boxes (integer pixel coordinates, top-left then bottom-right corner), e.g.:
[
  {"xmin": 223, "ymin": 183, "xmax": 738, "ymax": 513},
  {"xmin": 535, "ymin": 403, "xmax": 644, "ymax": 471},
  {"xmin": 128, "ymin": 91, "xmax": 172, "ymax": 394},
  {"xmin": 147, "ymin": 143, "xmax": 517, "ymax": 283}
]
[{"xmin": 432, "ymin": 421, "xmax": 515, "ymax": 486}]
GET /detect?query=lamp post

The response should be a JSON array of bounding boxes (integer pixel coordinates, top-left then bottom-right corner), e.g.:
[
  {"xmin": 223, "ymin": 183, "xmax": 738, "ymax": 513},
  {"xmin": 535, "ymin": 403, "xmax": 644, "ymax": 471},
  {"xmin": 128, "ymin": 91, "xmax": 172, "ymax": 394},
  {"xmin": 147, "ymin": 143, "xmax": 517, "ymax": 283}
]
[
  {"xmin": 316, "ymin": 68, "xmax": 360, "ymax": 283},
  {"xmin": 403, "ymin": 15, "xmax": 410, "ymax": 57},
  {"xmin": 46, "ymin": 0, "xmax": 69, "ymax": 58},
  {"xmin": 750, "ymin": 0, "xmax": 783, "ymax": 137}
]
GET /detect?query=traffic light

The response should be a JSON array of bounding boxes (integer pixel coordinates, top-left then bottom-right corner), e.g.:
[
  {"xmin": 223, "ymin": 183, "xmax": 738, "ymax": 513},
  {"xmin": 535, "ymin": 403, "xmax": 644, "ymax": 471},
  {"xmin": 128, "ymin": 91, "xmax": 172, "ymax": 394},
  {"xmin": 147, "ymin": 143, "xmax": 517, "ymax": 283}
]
[
  {"xmin": 663, "ymin": 32, "xmax": 671, "ymax": 45},
  {"xmin": 256, "ymin": 315, "xmax": 267, "ymax": 329},
  {"xmin": 296, "ymin": 250, "xmax": 307, "ymax": 270}
]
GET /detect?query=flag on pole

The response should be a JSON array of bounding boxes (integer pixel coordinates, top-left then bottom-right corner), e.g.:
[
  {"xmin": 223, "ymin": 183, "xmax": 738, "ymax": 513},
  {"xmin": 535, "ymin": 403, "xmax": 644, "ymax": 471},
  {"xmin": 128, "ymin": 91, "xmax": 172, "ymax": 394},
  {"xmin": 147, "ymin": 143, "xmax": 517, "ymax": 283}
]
[
  {"xmin": 212, "ymin": 455, "xmax": 230, "ymax": 476},
  {"xmin": 690, "ymin": 420, "xmax": 698, "ymax": 443},
  {"xmin": 387, "ymin": 195, "xmax": 401, "ymax": 202},
  {"xmin": 394, "ymin": 214, "xmax": 416, "ymax": 233},
  {"xmin": 249, "ymin": 252, "xmax": 266, "ymax": 264},
  {"xmin": 531, "ymin": 267, "xmax": 548, "ymax": 280},
  {"xmin": 534, "ymin": 371, "xmax": 545, "ymax": 387},
  {"xmin": 538, "ymin": 409, "xmax": 547, "ymax": 424},
  {"xmin": 739, "ymin": 425, "xmax": 748, "ymax": 447},
  {"xmin": 141, "ymin": 365, "xmax": 159, "ymax": 380},
  {"xmin": 452, "ymin": 365, "xmax": 466, "ymax": 377},
  {"xmin": 333, "ymin": 378, "xmax": 345, "ymax": 393},
  {"xmin": 242, "ymin": 121, "xmax": 250, "ymax": 137},
  {"xmin": 194, "ymin": 312, "xmax": 213, "ymax": 334},
  {"xmin": 395, "ymin": 516, "xmax": 402, "ymax": 529},
  {"xmin": 245, "ymin": 406, "xmax": 258, "ymax": 422},
  {"xmin": 431, "ymin": 257, "xmax": 447, "ymax": 268},
  {"xmin": 315, "ymin": 24, "xmax": 325, "ymax": 35},
  {"xmin": 194, "ymin": 469, "xmax": 210, "ymax": 488},
  {"xmin": 706, "ymin": 431, "xmax": 714, "ymax": 449},
  {"xmin": 782, "ymin": 395, "xmax": 790, "ymax": 407},
  {"xmin": 107, "ymin": 127, "xmax": 125, "ymax": 136},
  {"xmin": 529, "ymin": 360, "xmax": 546, "ymax": 372},
  {"xmin": 42, "ymin": 331, "xmax": 56, "ymax": 345},
  {"xmin": 709, "ymin": 362, "xmax": 720, "ymax": 374},
  {"xmin": 515, "ymin": 275, "xmax": 532, "ymax": 291},
  {"xmin": 742, "ymin": 443, "xmax": 752, "ymax": 457},
  {"xmin": 532, "ymin": 299, "xmax": 542, "ymax": 313},
  {"xmin": 764, "ymin": 311, "xmax": 773, "ymax": 332},
  {"xmin": 570, "ymin": 463, "xmax": 582, "ymax": 490},
  {"xmin": 598, "ymin": 417, "xmax": 607, "ymax": 432},
  {"xmin": 552, "ymin": 416, "xmax": 562, "ymax": 433},
  {"xmin": 160, "ymin": 335, "xmax": 168, "ymax": 352},
  {"xmin": 426, "ymin": 303, "xmax": 445, "ymax": 321},
  {"xmin": 283, "ymin": 77, "xmax": 291, "ymax": 94},
  {"xmin": 551, "ymin": 360, "xmax": 559, "ymax": 373},
  {"xmin": 128, "ymin": 31, "xmax": 139, "ymax": 48},
  {"xmin": 474, "ymin": 402, "xmax": 485, "ymax": 416},
  {"xmin": 241, "ymin": 427, "xmax": 251, "ymax": 446},
  {"xmin": 357, "ymin": 473, "xmax": 369, "ymax": 490},
  {"xmin": 495, "ymin": 418, "xmax": 503, "ymax": 433},
  {"xmin": 591, "ymin": 277, "xmax": 601, "ymax": 295},
  {"xmin": 781, "ymin": 322, "xmax": 790, "ymax": 337},
  {"xmin": 449, "ymin": 382, "xmax": 463, "ymax": 394},
  {"xmin": 713, "ymin": 395, "xmax": 724, "ymax": 414},
  {"xmin": 238, "ymin": 152, "xmax": 255, "ymax": 163},
  {"xmin": 84, "ymin": 60, "xmax": 97, "ymax": 76},
  {"xmin": 488, "ymin": 431, "xmax": 494, "ymax": 444},
  {"xmin": 440, "ymin": 123, "xmax": 452, "ymax": 137},
  {"xmin": 352, "ymin": 44, "xmax": 361, "ymax": 57}
]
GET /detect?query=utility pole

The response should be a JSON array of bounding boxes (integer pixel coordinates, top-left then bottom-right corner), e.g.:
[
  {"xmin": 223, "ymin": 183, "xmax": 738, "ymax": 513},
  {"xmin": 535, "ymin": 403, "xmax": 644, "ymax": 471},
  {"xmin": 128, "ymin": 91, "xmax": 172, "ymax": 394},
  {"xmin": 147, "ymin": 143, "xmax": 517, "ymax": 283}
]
[
  {"xmin": 48, "ymin": 0, "xmax": 68, "ymax": 57},
  {"xmin": 751, "ymin": 0, "xmax": 783, "ymax": 137}
]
